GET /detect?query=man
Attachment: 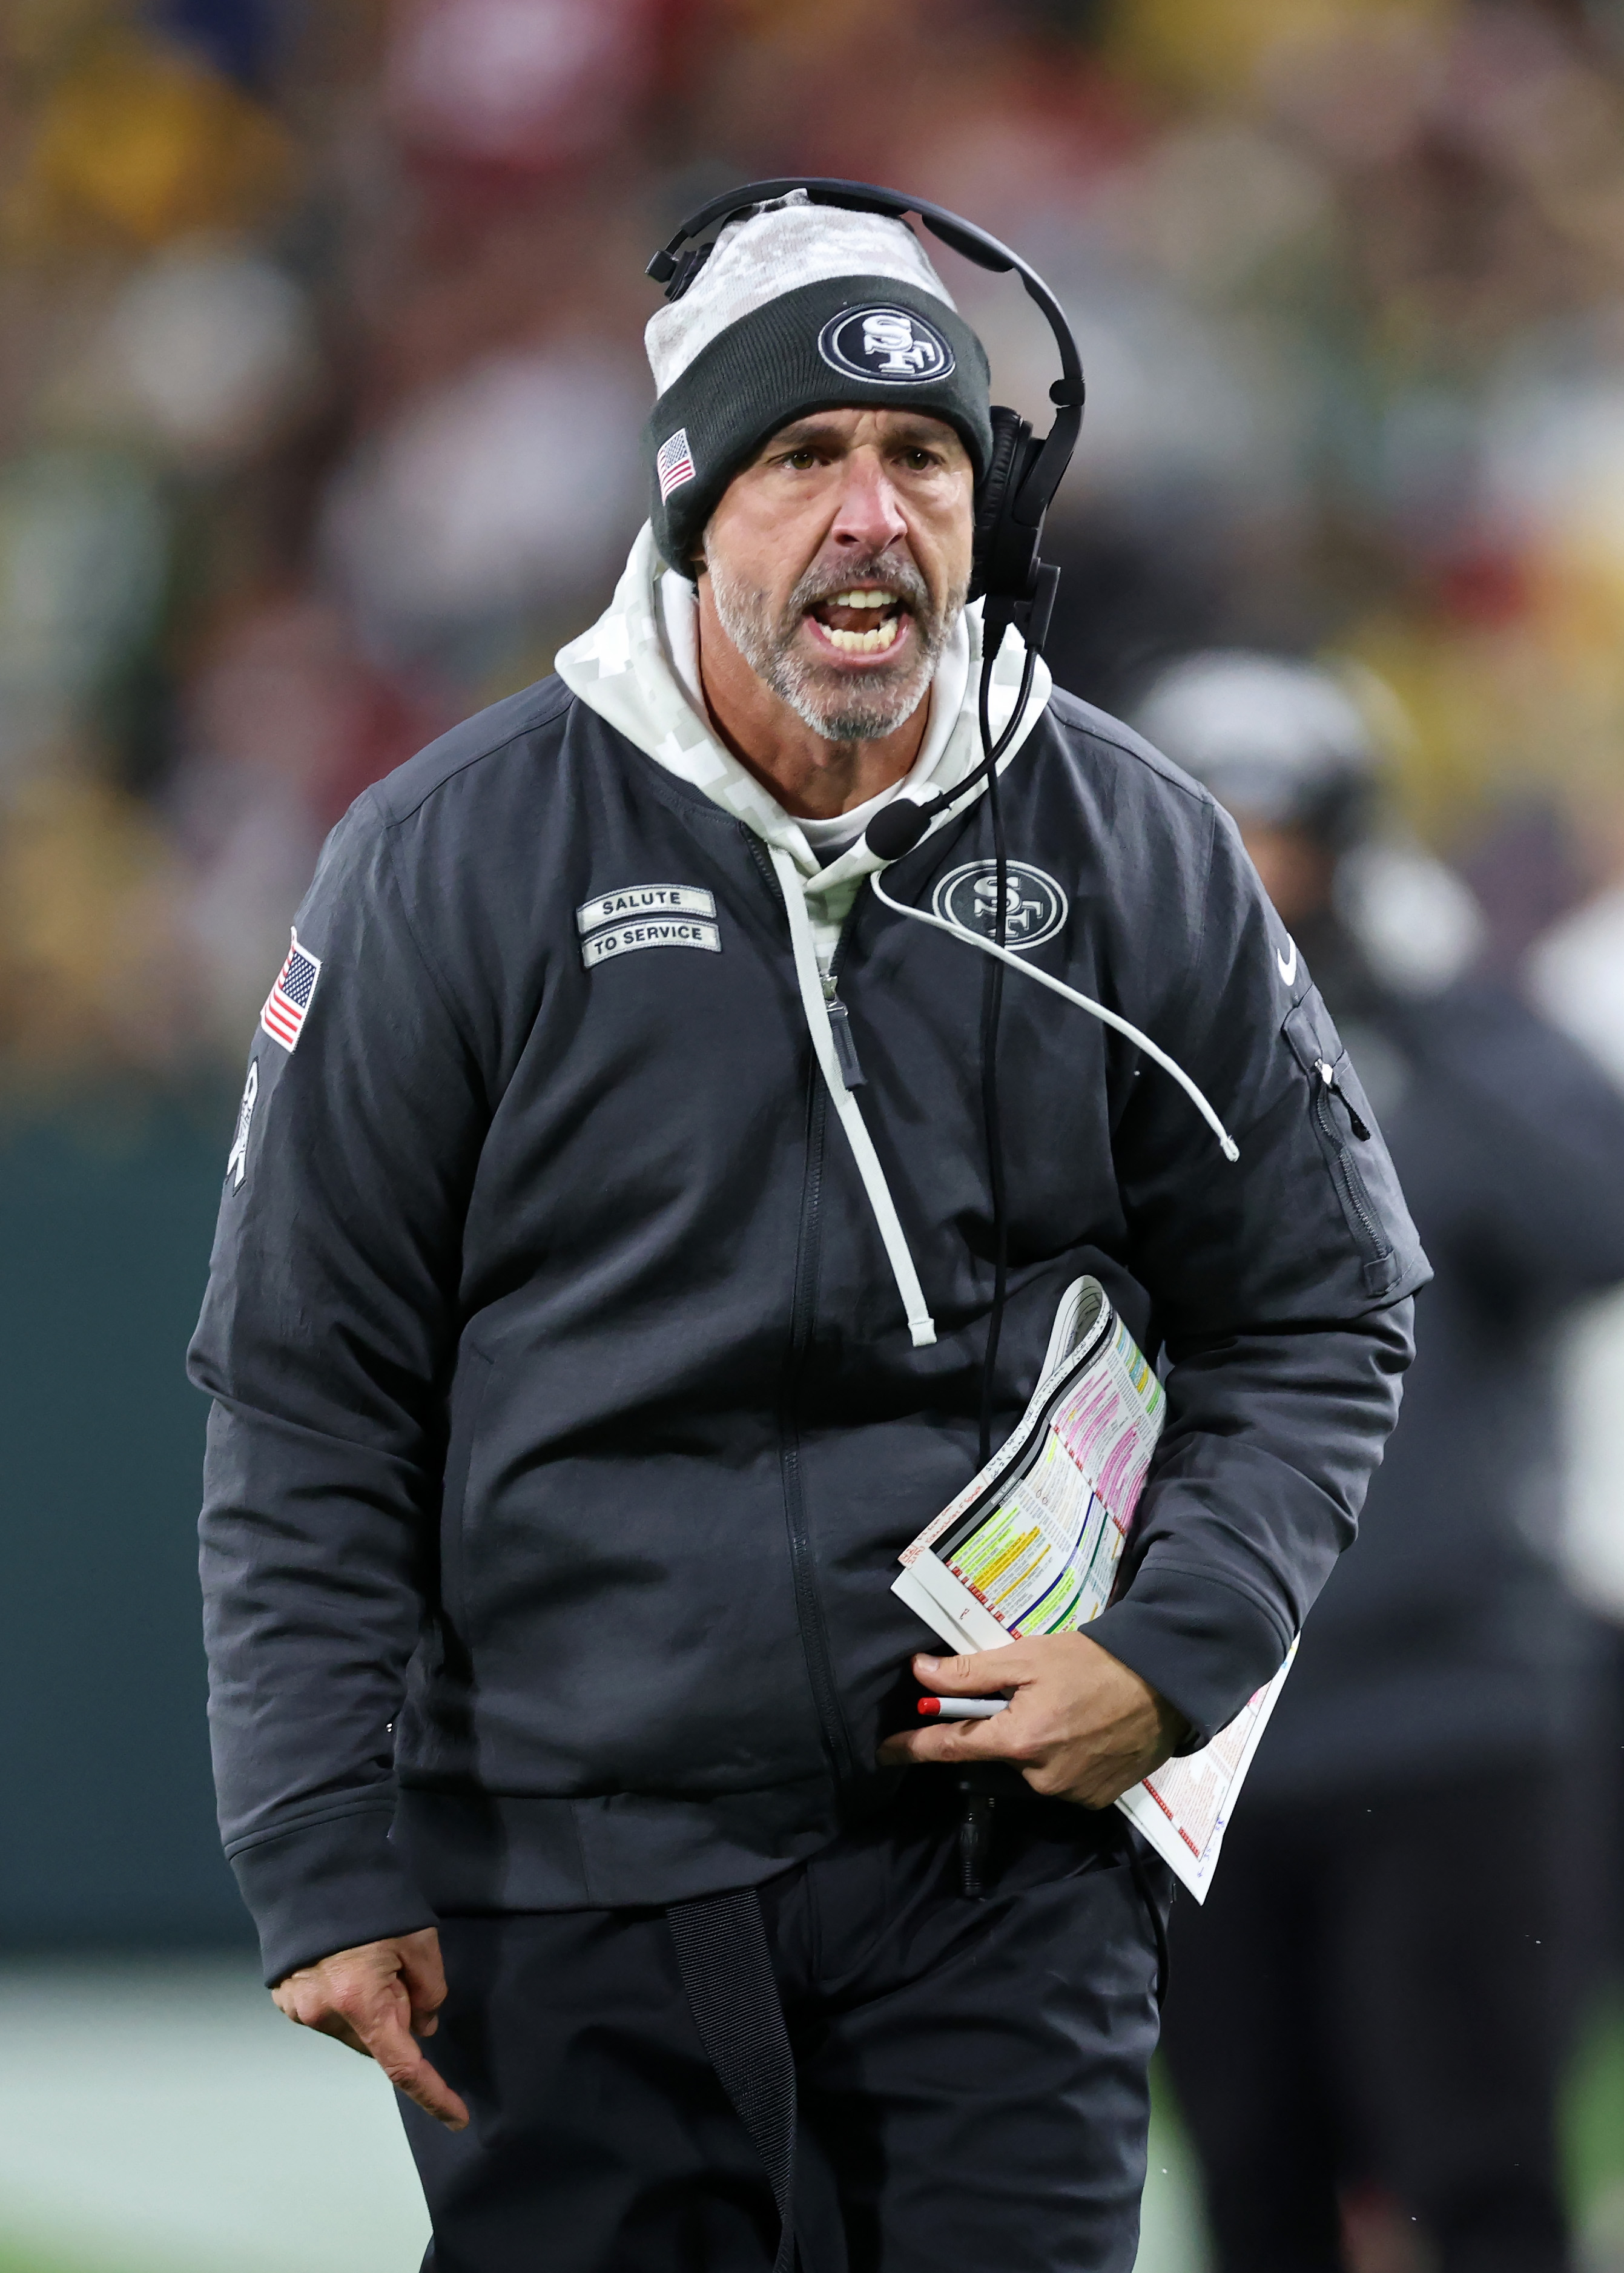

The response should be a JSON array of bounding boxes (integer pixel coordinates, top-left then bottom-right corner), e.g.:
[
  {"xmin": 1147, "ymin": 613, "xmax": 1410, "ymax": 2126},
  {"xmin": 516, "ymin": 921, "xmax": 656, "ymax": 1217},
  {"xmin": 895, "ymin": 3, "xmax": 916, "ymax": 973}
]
[
  {"xmin": 191, "ymin": 194, "xmax": 1425, "ymax": 2272},
  {"xmin": 1138, "ymin": 652, "xmax": 1624, "ymax": 2273}
]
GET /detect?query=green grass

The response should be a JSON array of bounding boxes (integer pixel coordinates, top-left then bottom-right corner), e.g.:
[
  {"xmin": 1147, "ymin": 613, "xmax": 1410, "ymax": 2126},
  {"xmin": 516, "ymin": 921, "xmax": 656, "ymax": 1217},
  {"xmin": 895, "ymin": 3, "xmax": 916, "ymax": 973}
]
[
  {"xmin": 0, "ymin": 2251, "xmax": 128, "ymax": 2273},
  {"xmin": 0, "ymin": 2004, "xmax": 1618, "ymax": 2273},
  {"xmin": 0, "ymin": 2243, "xmax": 194, "ymax": 2273},
  {"xmin": 0, "ymin": 2220, "xmax": 222, "ymax": 2273},
  {"xmin": 0, "ymin": 2231, "xmax": 180, "ymax": 2273},
  {"xmin": 1565, "ymin": 1993, "xmax": 1624, "ymax": 2218}
]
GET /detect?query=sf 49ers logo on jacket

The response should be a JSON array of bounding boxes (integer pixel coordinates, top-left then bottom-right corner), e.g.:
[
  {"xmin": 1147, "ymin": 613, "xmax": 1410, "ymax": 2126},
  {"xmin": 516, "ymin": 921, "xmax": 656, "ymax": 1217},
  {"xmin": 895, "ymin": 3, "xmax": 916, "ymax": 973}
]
[{"xmin": 931, "ymin": 860, "xmax": 1067, "ymax": 951}]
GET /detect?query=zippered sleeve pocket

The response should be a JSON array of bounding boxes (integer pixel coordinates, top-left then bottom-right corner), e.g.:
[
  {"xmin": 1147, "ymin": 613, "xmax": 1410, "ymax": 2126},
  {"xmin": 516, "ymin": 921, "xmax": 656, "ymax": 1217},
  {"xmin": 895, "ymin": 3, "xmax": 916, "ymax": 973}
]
[{"xmin": 1283, "ymin": 997, "xmax": 1401, "ymax": 1298}]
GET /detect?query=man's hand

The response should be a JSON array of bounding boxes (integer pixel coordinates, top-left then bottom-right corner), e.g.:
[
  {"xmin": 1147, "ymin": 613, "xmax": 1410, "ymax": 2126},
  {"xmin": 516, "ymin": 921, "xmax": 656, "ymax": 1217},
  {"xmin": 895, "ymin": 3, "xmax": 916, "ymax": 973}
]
[
  {"xmin": 877, "ymin": 1635, "xmax": 1186, "ymax": 1807},
  {"xmin": 272, "ymin": 1927, "xmax": 469, "ymax": 2130}
]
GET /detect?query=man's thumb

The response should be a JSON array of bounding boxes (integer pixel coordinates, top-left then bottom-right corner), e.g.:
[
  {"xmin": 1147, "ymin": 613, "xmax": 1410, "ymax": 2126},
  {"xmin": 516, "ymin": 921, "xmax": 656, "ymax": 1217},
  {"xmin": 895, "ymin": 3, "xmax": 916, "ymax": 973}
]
[{"xmin": 916, "ymin": 1649, "xmax": 1007, "ymax": 1694}]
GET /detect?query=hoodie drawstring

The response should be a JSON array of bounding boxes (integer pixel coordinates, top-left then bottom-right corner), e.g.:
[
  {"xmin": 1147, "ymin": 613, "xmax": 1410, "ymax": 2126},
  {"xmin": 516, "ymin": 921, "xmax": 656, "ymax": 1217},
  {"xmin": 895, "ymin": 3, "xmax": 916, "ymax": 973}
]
[{"xmin": 770, "ymin": 845, "xmax": 938, "ymax": 1348}]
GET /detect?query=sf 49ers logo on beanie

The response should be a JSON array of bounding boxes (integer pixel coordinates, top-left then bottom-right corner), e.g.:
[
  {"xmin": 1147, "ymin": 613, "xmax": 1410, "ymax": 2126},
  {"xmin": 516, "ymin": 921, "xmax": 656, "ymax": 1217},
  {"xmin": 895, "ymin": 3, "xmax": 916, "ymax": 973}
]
[{"xmin": 819, "ymin": 305, "xmax": 956, "ymax": 384}]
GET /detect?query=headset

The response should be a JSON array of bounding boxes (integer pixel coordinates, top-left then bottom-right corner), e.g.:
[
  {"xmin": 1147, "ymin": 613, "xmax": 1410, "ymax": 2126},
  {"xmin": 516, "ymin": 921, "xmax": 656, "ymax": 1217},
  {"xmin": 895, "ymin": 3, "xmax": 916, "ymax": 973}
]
[
  {"xmin": 649, "ymin": 178, "xmax": 1086, "ymax": 1469},
  {"xmin": 649, "ymin": 178, "xmax": 1084, "ymax": 862},
  {"xmin": 648, "ymin": 185, "xmax": 1235, "ymax": 1486}
]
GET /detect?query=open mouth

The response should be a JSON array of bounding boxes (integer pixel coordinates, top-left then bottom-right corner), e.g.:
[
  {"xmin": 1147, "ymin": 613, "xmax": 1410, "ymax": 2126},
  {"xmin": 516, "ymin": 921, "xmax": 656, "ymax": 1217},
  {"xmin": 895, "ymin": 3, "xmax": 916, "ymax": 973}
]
[{"xmin": 804, "ymin": 587, "xmax": 911, "ymax": 658}]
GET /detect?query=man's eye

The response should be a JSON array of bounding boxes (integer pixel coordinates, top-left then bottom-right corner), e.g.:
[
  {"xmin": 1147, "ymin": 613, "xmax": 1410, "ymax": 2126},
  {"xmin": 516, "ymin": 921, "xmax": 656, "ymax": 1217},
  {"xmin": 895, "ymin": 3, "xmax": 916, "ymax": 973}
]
[
  {"xmin": 900, "ymin": 448, "xmax": 939, "ymax": 470},
  {"xmin": 782, "ymin": 449, "xmax": 820, "ymax": 469}
]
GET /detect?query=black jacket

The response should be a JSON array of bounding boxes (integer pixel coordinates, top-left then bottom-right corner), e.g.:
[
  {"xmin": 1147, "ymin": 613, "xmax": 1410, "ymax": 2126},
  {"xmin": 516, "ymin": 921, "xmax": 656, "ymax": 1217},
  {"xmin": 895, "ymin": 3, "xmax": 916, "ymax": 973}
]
[
  {"xmin": 190, "ymin": 678, "xmax": 1425, "ymax": 1983},
  {"xmin": 1246, "ymin": 942, "xmax": 1624, "ymax": 1800}
]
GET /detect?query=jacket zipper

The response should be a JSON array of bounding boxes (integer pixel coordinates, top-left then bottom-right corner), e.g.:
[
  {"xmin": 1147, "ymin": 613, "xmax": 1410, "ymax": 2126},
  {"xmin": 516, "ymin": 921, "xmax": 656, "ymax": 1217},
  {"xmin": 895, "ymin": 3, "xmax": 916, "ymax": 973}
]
[
  {"xmin": 767, "ymin": 854, "xmax": 862, "ymax": 1788},
  {"xmin": 781, "ymin": 1078, "xmax": 858, "ymax": 1784},
  {"xmin": 1311, "ymin": 1074, "xmax": 1387, "ymax": 1262},
  {"xmin": 823, "ymin": 974, "xmax": 866, "ymax": 1087},
  {"xmin": 1312, "ymin": 1057, "xmax": 1370, "ymax": 1141}
]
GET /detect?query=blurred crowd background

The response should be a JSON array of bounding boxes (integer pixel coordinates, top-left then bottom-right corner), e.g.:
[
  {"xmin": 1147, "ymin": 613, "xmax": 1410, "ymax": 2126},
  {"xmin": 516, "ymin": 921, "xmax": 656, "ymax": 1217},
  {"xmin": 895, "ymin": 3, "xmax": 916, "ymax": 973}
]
[
  {"xmin": 4, "ymin": 0, "xmax": 1624, "ymax": 1084},
  {"xmin": 5, "ymin": 1, "xmax": 1624, "ymax": 2268}
]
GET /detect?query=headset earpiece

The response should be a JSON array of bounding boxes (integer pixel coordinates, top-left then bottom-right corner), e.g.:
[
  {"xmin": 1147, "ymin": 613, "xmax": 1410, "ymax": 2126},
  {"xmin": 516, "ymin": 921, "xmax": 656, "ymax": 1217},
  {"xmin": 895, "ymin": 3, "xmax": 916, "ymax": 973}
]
[{"xmin": 971, "ymin": 406, "xmax": 1038, "ymax": 605}]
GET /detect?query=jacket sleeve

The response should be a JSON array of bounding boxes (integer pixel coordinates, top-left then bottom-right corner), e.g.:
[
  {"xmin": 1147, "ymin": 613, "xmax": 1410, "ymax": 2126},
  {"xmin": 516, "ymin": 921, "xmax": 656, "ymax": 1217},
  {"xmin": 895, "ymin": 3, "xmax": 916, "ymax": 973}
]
[
  {"xmin": 1085, "ymin": 791, "xmax": 1428, "ymax": 1744},
  {"xmin": 189, "ymin": 792, "xmax": 488, "ymax": 1985}
]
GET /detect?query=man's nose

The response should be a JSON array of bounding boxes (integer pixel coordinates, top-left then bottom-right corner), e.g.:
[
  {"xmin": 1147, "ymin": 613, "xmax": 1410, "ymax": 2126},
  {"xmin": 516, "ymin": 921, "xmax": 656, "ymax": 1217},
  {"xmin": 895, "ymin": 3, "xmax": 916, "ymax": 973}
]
[{"xmin": 827, "ymin": 450, "xmax": 908, "ymax": 556}]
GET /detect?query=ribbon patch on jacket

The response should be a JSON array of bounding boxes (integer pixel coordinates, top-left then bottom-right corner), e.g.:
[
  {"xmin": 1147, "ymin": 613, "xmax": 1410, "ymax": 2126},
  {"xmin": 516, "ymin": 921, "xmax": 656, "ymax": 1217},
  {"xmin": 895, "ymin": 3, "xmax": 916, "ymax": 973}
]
[
  {"xmin": 577, "ymin": 883, "xmax": 720, "ymax": 970},
  {"xmin": 226, "ymin": 1058, "xmax": 259, "ymax": 1189}
]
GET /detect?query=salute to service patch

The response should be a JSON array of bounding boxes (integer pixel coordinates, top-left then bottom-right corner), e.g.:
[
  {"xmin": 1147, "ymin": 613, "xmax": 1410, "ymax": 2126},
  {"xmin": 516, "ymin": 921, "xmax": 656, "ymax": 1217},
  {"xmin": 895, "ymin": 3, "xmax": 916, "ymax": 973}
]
[
  {"xmin": 259, "ymin": 929, "xmax": 322, "ymax": 1052},
  {"xmin": 575, "ymin": 883, "xmax": 716, "ymax": 933},
  {"xmin": 576, "ymin": 883, "xmax": 721, "ymax": 969},
  {"xmin": 583, "ymin": 919, "xmax": 721, "ymax": 969}
]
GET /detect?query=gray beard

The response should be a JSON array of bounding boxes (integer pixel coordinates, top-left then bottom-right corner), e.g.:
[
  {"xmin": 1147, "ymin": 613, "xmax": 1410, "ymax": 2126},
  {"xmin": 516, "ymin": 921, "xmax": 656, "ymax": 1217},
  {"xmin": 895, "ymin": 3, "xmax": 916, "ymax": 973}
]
[{"xmin": 706, "ymin": 553, "xmax": 961, "ymax": 746}]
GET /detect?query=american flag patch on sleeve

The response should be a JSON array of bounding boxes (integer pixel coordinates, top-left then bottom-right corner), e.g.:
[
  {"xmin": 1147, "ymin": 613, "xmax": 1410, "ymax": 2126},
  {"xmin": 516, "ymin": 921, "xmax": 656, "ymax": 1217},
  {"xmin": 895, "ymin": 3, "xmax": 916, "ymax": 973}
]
[
  {"xmin": 259, "ymin": 929, "xmax": 323, "ymax": 1053},
  {"xmin": 656, "ymin": 427, "xmax": 696, "ymax": 500}
]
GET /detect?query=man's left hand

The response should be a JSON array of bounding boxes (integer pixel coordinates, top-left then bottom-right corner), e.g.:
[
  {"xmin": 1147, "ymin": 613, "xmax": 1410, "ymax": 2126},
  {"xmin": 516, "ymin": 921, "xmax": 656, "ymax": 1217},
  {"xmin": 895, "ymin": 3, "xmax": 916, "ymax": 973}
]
[{"xmin": 877, "ymin": 1634, "xmax": 1186, "ymax": 1807}]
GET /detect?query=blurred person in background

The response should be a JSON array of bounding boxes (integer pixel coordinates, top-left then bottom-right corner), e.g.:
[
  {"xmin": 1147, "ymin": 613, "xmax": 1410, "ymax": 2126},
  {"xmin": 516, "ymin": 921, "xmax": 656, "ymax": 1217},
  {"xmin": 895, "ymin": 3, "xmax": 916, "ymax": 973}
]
[
  {"xmin": 187, "ymin": 190, "xmax": 1427, "ymax": 2273},
  {"xmin": 1141, "ymin": 653, "xmax": 1624, "ymax": 2273},
  {"xmin": 1530, "ymin": 846, "xmax": 1624, "ymax": 1629}
]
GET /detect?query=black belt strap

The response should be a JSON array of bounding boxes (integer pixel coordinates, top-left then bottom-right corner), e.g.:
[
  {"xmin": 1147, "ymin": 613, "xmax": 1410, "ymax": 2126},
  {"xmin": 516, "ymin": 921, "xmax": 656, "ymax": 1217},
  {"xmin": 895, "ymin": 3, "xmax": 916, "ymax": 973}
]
[{"xmin": 668, "ymin": 1885, "xmax": 797, "ymax": 2273}]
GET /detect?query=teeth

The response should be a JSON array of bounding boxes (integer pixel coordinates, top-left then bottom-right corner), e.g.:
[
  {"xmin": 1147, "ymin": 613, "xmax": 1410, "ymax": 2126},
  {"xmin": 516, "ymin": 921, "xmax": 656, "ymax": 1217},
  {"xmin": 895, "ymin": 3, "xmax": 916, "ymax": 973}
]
[
  {"xmin": 828, "ymin": 588, "xmax": 895, "ymax": 607},
  {"xmin": 823, "ymin": 616, "xmax": 902, "ymax": 653}
]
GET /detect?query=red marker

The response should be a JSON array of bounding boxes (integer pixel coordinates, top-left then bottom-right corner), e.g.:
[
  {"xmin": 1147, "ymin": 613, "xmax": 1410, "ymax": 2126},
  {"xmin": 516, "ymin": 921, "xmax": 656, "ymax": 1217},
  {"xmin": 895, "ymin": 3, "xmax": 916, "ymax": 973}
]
[{"xmin": 917, "ymin": 1697, "xmax": 1010, "ymax": 1720}]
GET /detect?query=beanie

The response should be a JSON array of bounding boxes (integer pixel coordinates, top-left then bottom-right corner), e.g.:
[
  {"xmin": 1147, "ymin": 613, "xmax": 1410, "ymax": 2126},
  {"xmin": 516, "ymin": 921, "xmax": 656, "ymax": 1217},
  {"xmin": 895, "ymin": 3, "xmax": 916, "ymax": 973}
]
[{"xmin": 642, "ymin": 191, "xmax": 994, "ymax": 575}]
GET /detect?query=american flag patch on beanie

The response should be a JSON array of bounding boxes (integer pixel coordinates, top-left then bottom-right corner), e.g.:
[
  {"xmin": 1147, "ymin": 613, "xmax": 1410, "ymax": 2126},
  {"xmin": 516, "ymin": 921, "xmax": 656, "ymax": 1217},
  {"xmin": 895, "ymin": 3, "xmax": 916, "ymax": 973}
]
[
  {"xmin": 656, "ymin": 427, "xmax": 696, "ymax": 500},
  {"xmin": 260, "ymin": 929, "xmax": 322, "ymax": 1053}
]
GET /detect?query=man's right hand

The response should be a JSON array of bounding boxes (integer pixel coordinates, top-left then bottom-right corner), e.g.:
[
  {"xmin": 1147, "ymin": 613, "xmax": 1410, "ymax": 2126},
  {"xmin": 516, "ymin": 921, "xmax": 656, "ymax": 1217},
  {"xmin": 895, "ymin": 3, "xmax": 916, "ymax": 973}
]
[{"xmin": 272, "ymin": 1926, "xmax": 469, "ymax": 2130}]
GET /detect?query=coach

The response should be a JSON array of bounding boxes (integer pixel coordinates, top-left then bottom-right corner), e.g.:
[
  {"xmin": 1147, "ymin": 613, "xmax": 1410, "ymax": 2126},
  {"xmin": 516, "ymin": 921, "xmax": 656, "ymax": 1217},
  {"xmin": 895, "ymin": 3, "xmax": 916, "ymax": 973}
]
[{"xmin": 191, "ymin": 189, "xmax": 1425, "ymax": 2272}]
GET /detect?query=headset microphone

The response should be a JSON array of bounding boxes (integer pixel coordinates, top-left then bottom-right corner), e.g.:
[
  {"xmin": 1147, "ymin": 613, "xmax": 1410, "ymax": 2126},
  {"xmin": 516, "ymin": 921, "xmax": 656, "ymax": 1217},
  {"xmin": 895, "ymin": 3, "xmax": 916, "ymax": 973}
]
[{"xmin": 859, "ymin": 797, "xmax": 937, "ymax": 863}]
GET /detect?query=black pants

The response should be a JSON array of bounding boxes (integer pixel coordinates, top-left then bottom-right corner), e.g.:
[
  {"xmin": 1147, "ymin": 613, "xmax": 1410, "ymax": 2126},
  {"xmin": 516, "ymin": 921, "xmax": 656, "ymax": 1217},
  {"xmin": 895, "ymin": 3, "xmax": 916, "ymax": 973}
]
[
  {"xmin": 1160, "ymin": 1763, "xmax": 1580, "ymax": 2273},
  {"xmin": 401, "ymin": 1773, "xmax": 1166, "ymax": 2272}
]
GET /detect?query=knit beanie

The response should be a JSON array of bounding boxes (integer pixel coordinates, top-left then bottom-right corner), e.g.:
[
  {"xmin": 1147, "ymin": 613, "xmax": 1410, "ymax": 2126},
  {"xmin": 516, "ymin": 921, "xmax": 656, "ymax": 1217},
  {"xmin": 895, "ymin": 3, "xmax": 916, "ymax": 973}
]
[{"xmin": 642, "ymin": 191, "xmax": 994, "ymax": 575}]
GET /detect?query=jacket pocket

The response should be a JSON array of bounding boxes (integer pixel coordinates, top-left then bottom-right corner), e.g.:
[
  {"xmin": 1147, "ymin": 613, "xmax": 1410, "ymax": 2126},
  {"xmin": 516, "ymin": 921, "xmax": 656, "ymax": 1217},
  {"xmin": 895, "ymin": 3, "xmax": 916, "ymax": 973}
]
[
  {"xmin": 1283, "ymin": 997, "xmax": 1400, "ymax": 1298},
  {"xmin": 440, "ymin": 1345, "xmax": 493, "ymax": 1634}
]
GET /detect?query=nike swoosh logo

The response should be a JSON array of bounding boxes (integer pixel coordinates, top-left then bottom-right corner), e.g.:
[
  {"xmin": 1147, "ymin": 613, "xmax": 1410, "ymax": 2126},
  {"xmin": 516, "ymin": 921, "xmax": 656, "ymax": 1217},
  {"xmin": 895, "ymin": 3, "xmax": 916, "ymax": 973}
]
[{"xmin": 1276, "ymin": 940, "xmax": 1298, "ymax": 986}]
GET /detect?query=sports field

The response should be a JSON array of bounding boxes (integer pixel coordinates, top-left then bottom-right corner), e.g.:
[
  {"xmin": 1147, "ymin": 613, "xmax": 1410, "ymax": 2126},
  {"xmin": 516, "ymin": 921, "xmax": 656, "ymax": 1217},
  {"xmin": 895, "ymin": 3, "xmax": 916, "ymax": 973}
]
[{"xmin": 0, "ymin": 1960, "xmax": 1617, "ymax": 2273}]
